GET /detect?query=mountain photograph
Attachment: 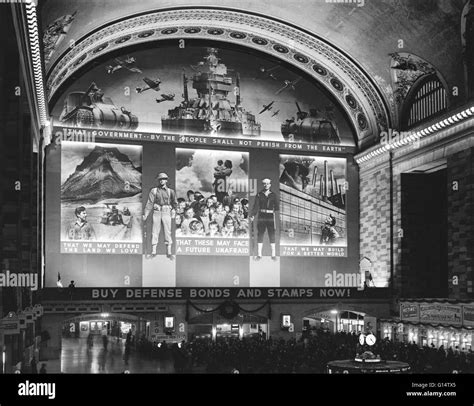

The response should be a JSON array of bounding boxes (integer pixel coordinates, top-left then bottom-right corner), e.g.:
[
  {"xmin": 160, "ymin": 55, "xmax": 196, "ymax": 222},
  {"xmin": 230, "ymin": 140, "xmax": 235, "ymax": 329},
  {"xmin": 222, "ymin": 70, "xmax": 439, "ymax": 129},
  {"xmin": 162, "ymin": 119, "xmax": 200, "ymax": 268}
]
[
  {"xmin": 61, "ymin": 143, "xmax": 142, "ymax": 202},
  {"xmin": 60, "ymin": 141, "xmax": 143, "ymax": 246}
]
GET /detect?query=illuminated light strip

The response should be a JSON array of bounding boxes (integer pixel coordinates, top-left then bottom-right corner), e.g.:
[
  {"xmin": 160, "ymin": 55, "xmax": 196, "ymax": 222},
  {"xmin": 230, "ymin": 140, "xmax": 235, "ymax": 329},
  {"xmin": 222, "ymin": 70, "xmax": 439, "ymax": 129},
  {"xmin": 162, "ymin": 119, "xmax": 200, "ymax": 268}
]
[
  {"xmin": 25, "ymin": 2, "xmax": 48, "ymax": 127},
  {"xmin": 355, "ymin": 106, "xmax": 474, "ymax": 164}
]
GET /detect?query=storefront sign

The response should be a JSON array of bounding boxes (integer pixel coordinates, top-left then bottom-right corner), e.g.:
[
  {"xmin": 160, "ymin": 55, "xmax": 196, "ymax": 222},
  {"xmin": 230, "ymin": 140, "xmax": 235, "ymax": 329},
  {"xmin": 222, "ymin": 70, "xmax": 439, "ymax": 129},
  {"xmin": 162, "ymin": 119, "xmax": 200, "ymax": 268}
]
[
  {"xmin": 0, "ymin": 319, "xmax": 20, "ymax": 335},
  {"xmin": 462, "ymin": 305, "xmax": 474, "ymax": 327},
  {"xmin": 419, "ymin": 304, "xmax": 462, "ymax": 325},
  {"xmin": 400, "ymin": 303, "xmax": 419, "ymax": 320},
  {"xmin": 40, "ymin": 287, "xmax": 389, "ymax": 301},
  {"xmin": 151, "ymin": 334, "xmax": 186, "ymax": 344}
]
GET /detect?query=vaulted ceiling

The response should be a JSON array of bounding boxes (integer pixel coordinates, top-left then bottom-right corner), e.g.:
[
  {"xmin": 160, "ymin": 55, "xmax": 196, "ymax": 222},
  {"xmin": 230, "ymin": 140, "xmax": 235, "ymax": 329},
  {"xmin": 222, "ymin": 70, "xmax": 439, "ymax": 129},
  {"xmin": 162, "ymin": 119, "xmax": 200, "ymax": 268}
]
[{"xmin": 39, "ymin": 0, "xmax": 469, "ymax": 147}]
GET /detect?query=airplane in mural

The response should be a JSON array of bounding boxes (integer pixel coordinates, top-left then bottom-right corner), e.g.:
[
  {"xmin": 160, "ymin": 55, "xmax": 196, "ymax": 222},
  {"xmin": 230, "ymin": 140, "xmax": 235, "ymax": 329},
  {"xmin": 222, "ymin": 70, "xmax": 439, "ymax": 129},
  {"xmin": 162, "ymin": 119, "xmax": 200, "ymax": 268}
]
[
  {"xmin": 275, "ymin": 78, "xmax": 302, "ymax": 95},
  {"xmin": 106, "ymin": 56, "xmax": 142, "ymax": 74},
  {"xmin": 136, "ymin": 77, "xmax": 162, "ymax": 94},
  {"xmin": 254, "ymin": 65, "xmax": 280, "ymax": 81},
  {"xmin": 271, "ymin": 109, "xmax": 280, "ymax": 117},
  {"xmin": 259, "ymin": 101, "xmax": 275, "ymax": 114},
  {"xmin": 155, "ymin": 93, "xmax": 175, "ymax": 103}
]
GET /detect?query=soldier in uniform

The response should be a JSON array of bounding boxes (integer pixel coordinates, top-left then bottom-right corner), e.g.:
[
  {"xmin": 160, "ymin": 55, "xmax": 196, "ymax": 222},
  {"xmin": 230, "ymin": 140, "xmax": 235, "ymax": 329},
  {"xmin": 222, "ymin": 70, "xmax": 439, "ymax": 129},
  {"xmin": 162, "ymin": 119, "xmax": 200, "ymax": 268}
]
[
  {"xmin": 249, "ymin": 178, "xmax": 279, "ymax": 260},
  {"xmin": 144, "ymin": 173, "xmax": 177, "ymax": 259}
]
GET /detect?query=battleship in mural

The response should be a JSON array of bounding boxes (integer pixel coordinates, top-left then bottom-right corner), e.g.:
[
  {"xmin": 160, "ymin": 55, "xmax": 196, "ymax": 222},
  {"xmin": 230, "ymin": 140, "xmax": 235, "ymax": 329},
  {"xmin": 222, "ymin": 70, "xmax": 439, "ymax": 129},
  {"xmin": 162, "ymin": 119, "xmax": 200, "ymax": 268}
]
[
  {"xmin": 161, "ymin": 48, "xmax": 261, "ymax": 137},
  {"xmin": 59, "ymin": 82, "xmax": 138, "ymax": 130},
  {"xmin": 279, "ymin": 157, "xmax": 346, "ymax": 246},
  {"xmin": 281, "ymin": 102, "xmax": 342, "ymax": 144}
]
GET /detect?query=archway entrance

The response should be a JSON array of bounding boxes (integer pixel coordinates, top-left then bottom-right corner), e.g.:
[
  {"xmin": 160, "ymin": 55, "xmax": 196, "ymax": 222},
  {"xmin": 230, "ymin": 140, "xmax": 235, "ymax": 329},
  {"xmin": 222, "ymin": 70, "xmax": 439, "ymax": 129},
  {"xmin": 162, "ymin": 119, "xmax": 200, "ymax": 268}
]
[
  {"xmin": 303, "ymin": 309, "xmax": 377, "ymax": 335},
  {"xmin": 62, "ymin": 312, "xmax": 145, "ymax": 341},
  {"xmin": 187, "ymin": 312, "xmax": 268, "ymax": 341},
  {"xmin": 58, "ymin": 312, "xmax": 179, "ymax": 373},
  {"xmin": 336, "ymin": 311, "xmax": 365, "ymax": 334}
]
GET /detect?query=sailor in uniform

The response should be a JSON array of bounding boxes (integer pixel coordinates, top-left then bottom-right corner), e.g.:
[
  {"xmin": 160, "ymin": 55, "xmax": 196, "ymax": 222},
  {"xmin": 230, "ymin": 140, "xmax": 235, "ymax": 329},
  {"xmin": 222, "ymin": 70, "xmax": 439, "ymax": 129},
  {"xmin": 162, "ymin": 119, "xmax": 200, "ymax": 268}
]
[{"xmin": 249, "ymin": 178, "xmax": 279, "ymax": 260}]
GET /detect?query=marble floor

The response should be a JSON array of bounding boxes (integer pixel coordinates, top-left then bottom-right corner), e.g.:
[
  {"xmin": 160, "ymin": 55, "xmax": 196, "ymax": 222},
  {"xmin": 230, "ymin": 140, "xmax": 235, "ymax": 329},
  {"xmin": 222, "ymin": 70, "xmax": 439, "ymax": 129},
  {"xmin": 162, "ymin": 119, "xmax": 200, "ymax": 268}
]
[{"xmin": 52, "ymin": 336, "xmax": 176, "ymax": 374}]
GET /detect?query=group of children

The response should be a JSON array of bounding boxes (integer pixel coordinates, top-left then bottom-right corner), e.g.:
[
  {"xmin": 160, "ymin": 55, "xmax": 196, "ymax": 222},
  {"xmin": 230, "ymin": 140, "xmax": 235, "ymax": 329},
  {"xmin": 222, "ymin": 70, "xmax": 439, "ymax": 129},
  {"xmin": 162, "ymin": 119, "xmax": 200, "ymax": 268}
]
[{"xmin": 175, "ymin": 190, "xmax": 250, "ymax": 238}]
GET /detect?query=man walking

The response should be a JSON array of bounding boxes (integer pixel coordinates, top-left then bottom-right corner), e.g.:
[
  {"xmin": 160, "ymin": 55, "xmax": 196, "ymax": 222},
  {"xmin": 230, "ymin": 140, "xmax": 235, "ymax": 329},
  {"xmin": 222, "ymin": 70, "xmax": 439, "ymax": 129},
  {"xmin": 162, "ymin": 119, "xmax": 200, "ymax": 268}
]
[
  {"xmin": 144, "ymin": 172, "xmax": 177, "ymax": 259},
  {"xmin": 250, "ymin": 178, "xmax": 279, "ymax": 260}
]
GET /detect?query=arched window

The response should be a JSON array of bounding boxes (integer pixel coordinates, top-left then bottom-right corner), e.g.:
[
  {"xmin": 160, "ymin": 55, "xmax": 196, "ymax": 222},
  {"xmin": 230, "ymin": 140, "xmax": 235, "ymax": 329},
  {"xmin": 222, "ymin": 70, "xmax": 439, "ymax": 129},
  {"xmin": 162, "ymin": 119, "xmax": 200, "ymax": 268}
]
[{"xmin": 401, "ymin": 74, "xmax": 448, "ymax": 130}]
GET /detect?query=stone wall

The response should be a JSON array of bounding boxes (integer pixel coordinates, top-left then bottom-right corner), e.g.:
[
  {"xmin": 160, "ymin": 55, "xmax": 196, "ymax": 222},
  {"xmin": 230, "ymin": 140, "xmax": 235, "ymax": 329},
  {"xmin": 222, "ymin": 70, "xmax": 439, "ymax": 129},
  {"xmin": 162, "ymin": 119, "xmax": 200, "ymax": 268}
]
[
  {"xmin": 447, "ymin": 147, "xmax": 474, "ymax": 298},
  {"xmin": 359, "ymin": 154, "xmax": 392, "ymax": 289}
]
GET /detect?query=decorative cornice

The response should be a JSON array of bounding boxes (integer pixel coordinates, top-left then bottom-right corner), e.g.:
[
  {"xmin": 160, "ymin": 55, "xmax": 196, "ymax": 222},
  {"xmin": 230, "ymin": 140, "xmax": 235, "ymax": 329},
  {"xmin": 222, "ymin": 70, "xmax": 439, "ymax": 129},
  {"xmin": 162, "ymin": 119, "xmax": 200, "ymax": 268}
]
[
  {"xmin": 25, "ymin": 1, "xmax": 48, "ymax": 127},
  {"xmin": 355, "ymin": 105, "xmax": 474, "ymax": 166},
  {"xmin": 11, "ymin": 0, "xmax": 48, "ymax": 138},
  {"xmin": 44, "ymin": 8, "xmax": 391, "ymax": 149}
]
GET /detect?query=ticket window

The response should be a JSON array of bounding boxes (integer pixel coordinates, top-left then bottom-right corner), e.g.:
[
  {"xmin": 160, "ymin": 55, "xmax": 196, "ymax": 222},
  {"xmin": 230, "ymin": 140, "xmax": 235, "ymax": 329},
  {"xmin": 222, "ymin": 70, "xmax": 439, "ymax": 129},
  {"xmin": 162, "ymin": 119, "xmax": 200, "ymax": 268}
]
[
  {"xmin": 396, "ymin": 323, "xmax": 405, "ymax": 342},
  {"xmin": 339, "ymin": 318, "xmax": 363, "ymax": 334},
  {"xmin": 217, "ymin": 323, "xmax": 238, "ymax": 338},
  {"xmin": 428, "ymin": 330, "xmax": 436, "ymax": 347},
  {"xmin": 231, "ymin": 324, "xmax": 239, "ymax": 339},
  {"xmin": 450, "ymin": 333, "xmax": 458, "ymax": 349},
  {"xmin": 408, "ymin": 329, "xmax": 418, "ymax": 345},
  {"xmin": 241, "ymin": 323, "xmax": 268, "ymax": 338},
  {"xmin": 101, "ymin": 321, "xmax": 109, "ymax": 335},
  {"xmin": 120, "ymin": 322, "xmax": 133, "ymax": 337},
  {"xmin": 79, "ymin": 322, "xmax": 89, "ymax": 338},
  {"xmin": 455, "ymin": 333, "xmax": 461, "ymax": 349},
  {"xmin": 439, "ymin": 332, "xmax": 448, "ymax": 348},
  {"xmin": 462, "ymin": 334, "xmax": 472, "ymax": 351}
]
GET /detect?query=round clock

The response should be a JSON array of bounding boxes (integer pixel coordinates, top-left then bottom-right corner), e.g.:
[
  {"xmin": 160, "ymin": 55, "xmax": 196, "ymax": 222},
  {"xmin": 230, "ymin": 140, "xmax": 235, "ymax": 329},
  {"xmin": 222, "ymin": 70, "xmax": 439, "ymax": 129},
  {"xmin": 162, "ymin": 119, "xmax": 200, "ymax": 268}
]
[
  {"xmin": 359, "ymin": 333, "xmax": 366, "ymax": 346},
  {"xmin": 366, "ymin": 333, "xmax": 376, "ymax": 346}
]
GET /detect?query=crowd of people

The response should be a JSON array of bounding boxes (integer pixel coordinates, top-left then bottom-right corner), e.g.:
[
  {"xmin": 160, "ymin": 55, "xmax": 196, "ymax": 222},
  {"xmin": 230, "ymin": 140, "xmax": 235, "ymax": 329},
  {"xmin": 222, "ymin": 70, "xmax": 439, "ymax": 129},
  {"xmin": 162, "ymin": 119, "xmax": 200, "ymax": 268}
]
[{"xmin": 135, "ymin": 331, "xmax": 474, "ymax": 374}]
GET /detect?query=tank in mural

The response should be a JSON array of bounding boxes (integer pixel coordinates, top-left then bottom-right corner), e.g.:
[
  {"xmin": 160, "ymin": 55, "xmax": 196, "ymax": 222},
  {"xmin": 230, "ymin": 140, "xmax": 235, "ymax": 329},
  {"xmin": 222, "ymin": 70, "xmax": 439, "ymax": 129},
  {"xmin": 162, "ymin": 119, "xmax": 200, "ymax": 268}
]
[
  {"xmin": 281, "ymin": 102, "xmax": 341, "ymax": 144},
  {"xmin": 59, "ymin": 82, "xmax": 139, "ymax": 130}
]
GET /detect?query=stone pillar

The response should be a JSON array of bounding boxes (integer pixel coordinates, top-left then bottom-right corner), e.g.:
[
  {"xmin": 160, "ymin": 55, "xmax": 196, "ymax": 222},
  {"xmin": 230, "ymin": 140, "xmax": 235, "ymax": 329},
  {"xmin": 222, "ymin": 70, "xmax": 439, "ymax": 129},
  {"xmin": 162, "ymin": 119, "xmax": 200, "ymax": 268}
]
[{"xmin": 358, "ymin": 153, "xmax": 392, "ymax": 289}]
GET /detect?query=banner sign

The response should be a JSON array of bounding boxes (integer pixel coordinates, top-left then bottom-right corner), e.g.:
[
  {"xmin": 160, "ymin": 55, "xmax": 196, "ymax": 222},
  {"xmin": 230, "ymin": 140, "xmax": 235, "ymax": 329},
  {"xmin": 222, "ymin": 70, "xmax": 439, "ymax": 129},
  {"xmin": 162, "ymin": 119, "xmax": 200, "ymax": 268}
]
[
  {"xmin": 0, "ymin": 319, "xmax": 20, "ymax": 335},
  {"xmin": 40, "ymin": 287, "xmax": 389, "ymax": 301},
  {"xmin": 400, "ymin": 303, "xmax": 419, "ymax": 320},
  {"xmin": 419, "ymin": 304, "xmax": 462, "ymax": 325},
  {"xmin": 462, "ymin": 305, "xmax": 474, "ymax": 327},
  {"xmin": 54, "ymin": 127, "xmax": 356, "ymax": 155}
]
